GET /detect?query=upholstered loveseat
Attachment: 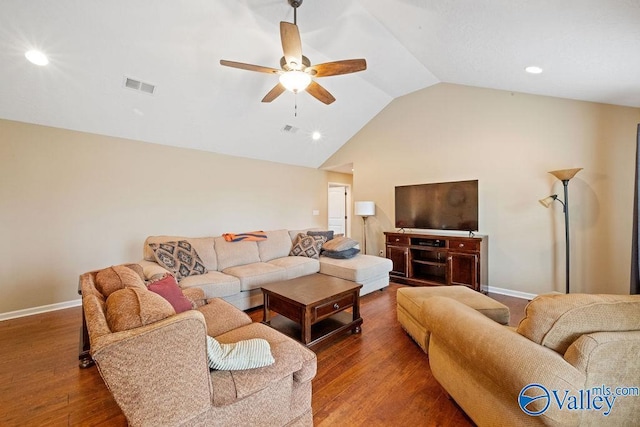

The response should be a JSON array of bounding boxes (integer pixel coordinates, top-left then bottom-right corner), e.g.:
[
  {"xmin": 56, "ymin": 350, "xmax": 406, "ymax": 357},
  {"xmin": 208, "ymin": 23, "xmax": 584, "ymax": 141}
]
[
  {"xmin": 423, "ymin": 293, "xmax": 640, "ymax": 426},
  {"xmin": 139, "ymin": 229, "xmax": 392, "ymax": 310},
  {"xmin": 81, "ymin": 266, "xmax": 317, "ymax": 426}
]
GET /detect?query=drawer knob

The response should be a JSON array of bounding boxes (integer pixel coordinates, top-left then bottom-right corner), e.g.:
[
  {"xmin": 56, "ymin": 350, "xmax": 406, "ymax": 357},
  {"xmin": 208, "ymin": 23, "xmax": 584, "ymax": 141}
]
[
  {"xmin": 333, "ymin": 303, "xmax": 340, "ymax": 310},
  {"xmin": 395, "ymin": 238, "xmax": 400, "ymax": 242},
  {"xmin": 459, "ymin": 243, "xmax": 464, "ymax": 248}
]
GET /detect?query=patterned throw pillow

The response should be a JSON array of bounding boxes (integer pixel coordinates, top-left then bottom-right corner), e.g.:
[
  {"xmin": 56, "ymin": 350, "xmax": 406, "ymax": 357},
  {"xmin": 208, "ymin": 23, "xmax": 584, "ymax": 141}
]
[
  {"xmin": 149, "ymin": 240, "xmax": 207, "ymax": 281},
  {"xmin": 307, "ymin": 230, "xmax": 334, "ymax": 242},
  {"xmin": 289, "ymin": 233, "xmax": 326, "ymax": 259},
  {"xmin": 206, "ymin": 336, "xmax": 275, "ymax": 371}
]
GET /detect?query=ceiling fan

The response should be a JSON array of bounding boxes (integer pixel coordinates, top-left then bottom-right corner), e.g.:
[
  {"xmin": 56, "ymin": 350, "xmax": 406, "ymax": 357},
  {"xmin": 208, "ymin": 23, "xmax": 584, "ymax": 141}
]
[{"xmin": 219, "ymin": 0, "xmax": 367, "ymax": 105}]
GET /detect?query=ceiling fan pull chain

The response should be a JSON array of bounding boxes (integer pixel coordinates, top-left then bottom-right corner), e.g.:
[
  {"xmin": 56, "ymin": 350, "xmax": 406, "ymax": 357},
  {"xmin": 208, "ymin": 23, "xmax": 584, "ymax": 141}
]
[{"xmin": 294, "ymin": 92, "xmax": 298, "ymax": 117}]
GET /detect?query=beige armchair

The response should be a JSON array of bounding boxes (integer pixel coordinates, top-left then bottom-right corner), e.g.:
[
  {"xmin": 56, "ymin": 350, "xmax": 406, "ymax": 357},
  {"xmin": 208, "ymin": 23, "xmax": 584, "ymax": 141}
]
[
  {"xmin": 80, "ymin": 270, "xmax": 316, "ymax": 427},
  {"xmin": 423, "ymin": 293, "xmax": 640, "ymax": 426}
]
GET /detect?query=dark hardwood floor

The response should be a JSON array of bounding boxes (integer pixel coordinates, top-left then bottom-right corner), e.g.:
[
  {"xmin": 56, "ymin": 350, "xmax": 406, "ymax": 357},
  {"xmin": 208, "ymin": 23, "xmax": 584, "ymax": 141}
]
[{"xmin": 0, "ymin": 283, "xmax": 528, "ymax": 426}]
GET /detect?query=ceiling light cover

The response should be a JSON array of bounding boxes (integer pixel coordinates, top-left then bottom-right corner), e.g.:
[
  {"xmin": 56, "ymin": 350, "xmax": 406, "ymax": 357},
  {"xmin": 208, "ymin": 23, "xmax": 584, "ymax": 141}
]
[
  {"xmin": 279, "ymin": 71, "xmax": 311, "ymax": 93},
  {"xmin": 25, "ymin": 50, "xmax": 49, "ymax": 66},
  {"xmin": 525, "ymin": 66, "xmax": 543, "ymax": 74}
]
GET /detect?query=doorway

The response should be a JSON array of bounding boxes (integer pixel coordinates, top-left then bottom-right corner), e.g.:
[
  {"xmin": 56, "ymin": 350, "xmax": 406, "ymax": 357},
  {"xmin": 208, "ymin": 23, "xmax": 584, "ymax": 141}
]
[{"xmin": 328, "ymin": 183, "xmax": 351, "ymax": 237}]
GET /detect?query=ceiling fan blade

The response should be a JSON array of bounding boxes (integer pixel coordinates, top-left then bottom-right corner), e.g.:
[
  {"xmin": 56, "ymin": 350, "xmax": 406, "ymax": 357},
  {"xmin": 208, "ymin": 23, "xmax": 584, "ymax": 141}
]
[
  {"xmin": 306, "ymin": 81, "xmax": 336, "ymax": 105},
  {"xmin": 262, "ymin": 83, "xmax": 286, "ymax": 103},
  {"xmin": 307, "ymin": 59, "xmax": 367, "ymax": 77},
  {"xmin": 220, "ymin": 60, "xmax": 281, "ymax": 74},
  {"xmin": 280, "ymin": 22, "xmax": 303, "ymax": 70}
]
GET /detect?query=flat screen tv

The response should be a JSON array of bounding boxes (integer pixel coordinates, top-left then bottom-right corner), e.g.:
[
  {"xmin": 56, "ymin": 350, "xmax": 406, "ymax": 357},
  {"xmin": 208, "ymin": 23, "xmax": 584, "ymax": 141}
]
[{"xmin": 395, "ymin": 180, "xmax": 479, "ymax": 231}]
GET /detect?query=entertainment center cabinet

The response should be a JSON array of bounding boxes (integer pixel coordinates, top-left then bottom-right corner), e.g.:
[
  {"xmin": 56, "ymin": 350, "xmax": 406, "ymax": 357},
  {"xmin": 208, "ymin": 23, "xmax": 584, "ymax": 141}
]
[{"xmin": 385, "ymin": 231, "xmax": 488, "ymax": 293}]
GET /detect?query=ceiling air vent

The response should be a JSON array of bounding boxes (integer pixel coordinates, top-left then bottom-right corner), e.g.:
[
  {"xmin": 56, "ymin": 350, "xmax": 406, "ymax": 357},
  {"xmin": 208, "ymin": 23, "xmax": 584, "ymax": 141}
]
[
  {"xmin": 123, "ymin": 76, "xmax": 156, "ymax": 95},
  {"xmin": 281, "ymin": 124, "xmax": 299, "ymax": 134}
]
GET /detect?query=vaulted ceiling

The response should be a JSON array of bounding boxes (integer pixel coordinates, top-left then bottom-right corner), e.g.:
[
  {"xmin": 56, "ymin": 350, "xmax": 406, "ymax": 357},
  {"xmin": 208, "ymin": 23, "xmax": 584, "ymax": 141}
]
[{"xmin": 1, "ymin": 0, "xmax": 639, "ymax": 169}]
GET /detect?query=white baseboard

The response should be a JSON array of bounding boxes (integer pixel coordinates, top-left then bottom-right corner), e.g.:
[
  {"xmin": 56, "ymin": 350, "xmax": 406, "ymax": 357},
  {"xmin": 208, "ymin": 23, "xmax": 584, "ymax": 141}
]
[
  {"xmin": 487, "ymin": 286, "xmax": 537, "ymax": 301},
  {"xmin": 0, "ymin": 299, "xmax": 82, "ymax": 322}
]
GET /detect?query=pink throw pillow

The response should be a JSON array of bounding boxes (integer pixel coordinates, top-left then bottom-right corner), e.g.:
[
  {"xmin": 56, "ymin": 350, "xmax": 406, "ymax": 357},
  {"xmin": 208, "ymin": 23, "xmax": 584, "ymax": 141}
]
[{"xmin": 148, "ymin": 275, "xmax": 193, "ymax": 313}]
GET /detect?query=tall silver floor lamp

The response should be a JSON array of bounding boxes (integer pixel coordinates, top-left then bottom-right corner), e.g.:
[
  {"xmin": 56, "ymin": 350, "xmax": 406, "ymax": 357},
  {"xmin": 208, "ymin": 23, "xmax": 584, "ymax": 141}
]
[
  {"xmin": 539, "ymin": 167, "xmax": 582, "ymax": 294},
  {"xmin": 355, "ymin": 201, "xmax": 375, "ymax": 255}
]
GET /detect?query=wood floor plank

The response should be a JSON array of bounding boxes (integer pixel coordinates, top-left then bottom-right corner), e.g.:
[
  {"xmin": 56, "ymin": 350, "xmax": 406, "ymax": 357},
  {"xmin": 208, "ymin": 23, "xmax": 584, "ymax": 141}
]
[{"xmin": 0, "ymin": 283, "xmax": 527, "ymax": 426}]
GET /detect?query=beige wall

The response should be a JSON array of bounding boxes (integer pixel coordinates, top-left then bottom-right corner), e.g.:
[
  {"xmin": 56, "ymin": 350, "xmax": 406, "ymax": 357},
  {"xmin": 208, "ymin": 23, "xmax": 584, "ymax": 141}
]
[
  {"xmin": 323, "ymin": 83, "xmax": 640, "ymax": 295},
  {"xmin": 0, "ymin": 119, "xmax": 350, "ymax": 314}
]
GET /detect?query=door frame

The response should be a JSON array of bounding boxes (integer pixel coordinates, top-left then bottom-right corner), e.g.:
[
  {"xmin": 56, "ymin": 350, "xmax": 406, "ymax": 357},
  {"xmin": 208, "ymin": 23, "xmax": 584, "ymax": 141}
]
[{"xmin": 327, "ymin": 182, "xmax": 352, "ymax": 237}]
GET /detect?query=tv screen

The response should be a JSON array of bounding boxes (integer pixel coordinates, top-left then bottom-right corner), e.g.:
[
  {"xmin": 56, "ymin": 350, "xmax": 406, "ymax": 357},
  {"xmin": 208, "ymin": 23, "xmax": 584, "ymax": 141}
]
[{"xmin": 395, "ymin": 180, "xmax": 479, "ymax": 231}]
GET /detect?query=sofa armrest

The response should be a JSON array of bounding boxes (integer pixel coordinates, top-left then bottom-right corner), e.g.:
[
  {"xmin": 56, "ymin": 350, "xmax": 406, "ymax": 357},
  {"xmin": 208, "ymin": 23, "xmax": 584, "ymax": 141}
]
[
  {"xmin": 424, "ymin": 296, "xmax": 585, "ymax": 426},
  {"xmin": 90, "ymin": 311, "xmax": 212, "ymax": 426},
  {"xmin": 137, "ymin": 259, "xmax": 170, "ymax": 280},
  {"xmin": 565, "ymin": 330, "xmax": 640, "ymax": 378},
  {"xmin": 196, "ymin": 297, "xmax": 253, "ymax": 337}
]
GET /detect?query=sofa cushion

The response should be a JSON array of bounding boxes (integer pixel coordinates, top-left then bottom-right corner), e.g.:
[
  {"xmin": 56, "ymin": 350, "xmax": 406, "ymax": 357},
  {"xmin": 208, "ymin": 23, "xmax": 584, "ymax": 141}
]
[
  {"xmin": 143, "ymin": 236, "xmax": 218, "ymax": 271},
  {"xmin": 222, "ymin": 262, "xmax": 287, "ymax": 291},
  {"xmin": 516, "ymin": 293, "xmax": 640, "ymax": 354},
  {"xmin": 105, "ymin": 287, "xmax": 175, "ymax": 332},
  {"xmin": 206, "ymin": 336, "xmax": 275, "ymax": 371},
  {"xmin": 149, "ymin": 240, "xmax": 208, "ymax": 281},
  {"xmin": 147, "ymin": 274, "xmax": 193, "ymax": 313},
  {"xmin": 322, "ymin": 236, "xmax": 358, "ymax": 252},
  {"xmin": 198, "ymin": 298, "xmax": 253, "ymax": 337},
  {"xmin": 268, "ymin": 256, "xmax": 320, "ymax": 279},
  {"xmin": 214, "ymin": 236, "xmax": 261, "ymax": 271},
  {"xmin": 258, "ymin": 229, "xmax": 293, "ymax": 262},
  {"xmin": 179, "ymin": 271, "xmax": 241, "ymax": 299},
  {"xmin": 95, "ymin": 265, "xmax": 147, "ymax": 298},
  {"xmin": 319, "ymin": 254, "xmax": 392, "ymax": 283},
  {"xmin": 211, "ymin": 322, "xmax": 317, "ymax": 405},
  {"xmin": 289, "ymin": 233, "xmax": 326, "ymax": 259}
]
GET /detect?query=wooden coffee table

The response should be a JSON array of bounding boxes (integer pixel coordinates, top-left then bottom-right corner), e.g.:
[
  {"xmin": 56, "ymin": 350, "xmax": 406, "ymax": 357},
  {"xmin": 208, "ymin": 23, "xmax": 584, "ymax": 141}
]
[{"xmin": 261, "ymin": 274, "xmax": 363, "ymax": 349}]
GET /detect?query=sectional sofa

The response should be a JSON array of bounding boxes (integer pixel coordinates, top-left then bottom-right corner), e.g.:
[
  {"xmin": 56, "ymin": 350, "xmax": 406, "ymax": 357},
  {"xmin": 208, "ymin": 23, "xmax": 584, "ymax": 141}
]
[{"xmin": 138, "ymin": 229, "xmax": 393, "ymax": 310}]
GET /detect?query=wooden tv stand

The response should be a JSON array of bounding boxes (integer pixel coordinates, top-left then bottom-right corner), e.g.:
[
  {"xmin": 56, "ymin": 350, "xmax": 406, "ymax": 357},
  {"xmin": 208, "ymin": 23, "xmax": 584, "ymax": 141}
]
[{"xmin": 384, "ymin": 231, "xmax": 488, "ymax": 292}]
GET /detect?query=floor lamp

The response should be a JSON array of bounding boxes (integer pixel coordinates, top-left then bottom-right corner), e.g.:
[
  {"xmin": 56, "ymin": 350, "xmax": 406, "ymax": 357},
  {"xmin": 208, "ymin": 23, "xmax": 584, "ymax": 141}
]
[
  {"xmin": 355, "ymin": 201, "xmax": 375, "ymax": 255},
  {"xmin": 539, "ymin": 167, "xmax": 582, "ymax": 294}
]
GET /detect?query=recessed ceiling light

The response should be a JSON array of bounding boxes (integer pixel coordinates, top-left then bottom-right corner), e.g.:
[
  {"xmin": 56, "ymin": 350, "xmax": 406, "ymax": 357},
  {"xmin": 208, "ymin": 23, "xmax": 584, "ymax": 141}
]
[
  {"xmin": 525, "ymin": 66, "xmax": 543, "ymax": 74},
  {"xmin": 311, "ymin": 131, "xmax": 322, "ymax": 141},
  {"xmin": 25, "ymin": 50, "xmax": 49, "ymax": 66}
]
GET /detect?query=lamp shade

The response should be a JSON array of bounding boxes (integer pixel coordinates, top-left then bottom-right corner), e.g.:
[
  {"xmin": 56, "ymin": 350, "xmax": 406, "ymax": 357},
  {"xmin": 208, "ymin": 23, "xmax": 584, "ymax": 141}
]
[
  {"xmin": 549, "ymin": 168, "xmax": 583, "ymax": 181},
  {"xmin": 355, "ymin": 201, "xmax": 375, "ymax": 216},
  {"xmin": 539, "ymin": 195, "xmax": 558, "ymax": 208}
]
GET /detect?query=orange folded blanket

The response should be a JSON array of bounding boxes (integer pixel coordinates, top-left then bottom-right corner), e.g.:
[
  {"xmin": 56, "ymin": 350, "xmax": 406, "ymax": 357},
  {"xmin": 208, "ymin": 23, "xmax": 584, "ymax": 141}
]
[{"xmin": 223, "ymin": 231, "xmax": 267, "ymax": 242}]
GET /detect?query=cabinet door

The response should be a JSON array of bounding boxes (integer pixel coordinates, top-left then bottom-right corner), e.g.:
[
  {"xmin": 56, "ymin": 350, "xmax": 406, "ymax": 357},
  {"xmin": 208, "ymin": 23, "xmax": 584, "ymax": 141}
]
[
  {"xmin": 387, "ymin": 246, "xmax": 408, "ymax": 277},
  {"xmin": 448, "ymin": 252, "xmax": 479, "ymax": 290}
]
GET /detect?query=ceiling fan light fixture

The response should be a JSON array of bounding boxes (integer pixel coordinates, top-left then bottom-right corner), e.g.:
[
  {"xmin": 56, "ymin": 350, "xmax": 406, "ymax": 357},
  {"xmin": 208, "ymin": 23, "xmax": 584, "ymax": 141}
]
[{"xmin": 279, "ymin": 70, "xmax": 311, "ymax": 93}]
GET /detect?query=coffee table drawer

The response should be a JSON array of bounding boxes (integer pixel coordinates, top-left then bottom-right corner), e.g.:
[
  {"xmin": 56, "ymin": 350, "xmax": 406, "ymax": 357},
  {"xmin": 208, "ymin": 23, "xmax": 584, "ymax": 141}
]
[{"xmin": 313, "ymin": 293, "xmax": 355, "ymax": 322}]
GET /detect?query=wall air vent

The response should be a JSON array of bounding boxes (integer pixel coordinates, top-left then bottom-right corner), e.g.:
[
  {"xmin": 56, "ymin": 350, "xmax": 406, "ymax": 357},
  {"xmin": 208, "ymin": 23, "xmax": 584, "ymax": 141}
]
[
  {"xmin": 123, "ymin": 76, "xmax": 156, "ymax": 95},
  {"xmin": 281, "ymin": 124, "xmax": 299, "ymax": 134}
]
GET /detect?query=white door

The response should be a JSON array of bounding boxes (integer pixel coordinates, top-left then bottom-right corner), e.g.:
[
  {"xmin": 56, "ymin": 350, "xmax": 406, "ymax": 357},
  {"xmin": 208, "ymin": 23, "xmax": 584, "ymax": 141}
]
[{"xmin": 328, "ymin": 185, "xmax": 347, "ymax": 235}]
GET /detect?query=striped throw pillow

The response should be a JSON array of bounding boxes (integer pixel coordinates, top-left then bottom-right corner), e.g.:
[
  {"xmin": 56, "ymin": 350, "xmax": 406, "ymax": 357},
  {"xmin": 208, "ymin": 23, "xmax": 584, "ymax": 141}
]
[{"xmin": 206, "ymin": 336, "xmax": 275, "ymax": 371}]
